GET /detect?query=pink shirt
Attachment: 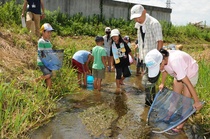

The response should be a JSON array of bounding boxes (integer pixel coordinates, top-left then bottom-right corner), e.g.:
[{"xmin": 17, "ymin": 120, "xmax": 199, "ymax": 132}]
[{"xmin": 164, "ymin": 50, "xmax": 198, "ymax": 80}]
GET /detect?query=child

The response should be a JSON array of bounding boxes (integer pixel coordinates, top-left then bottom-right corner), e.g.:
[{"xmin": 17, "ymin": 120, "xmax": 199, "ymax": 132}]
[
  {"xmin": 92, "ymin": 36, "xmax": 107, "ymax": 91},
  {"xmin": 145, "ymin": 48, "xmax": 203, "ymax": 134},
  {"xmin": 103, "ymin": 27, "xmax": 112, "ymax": 72},
  {"xmin": 123, "ymin": 36, "xmax": 131, "ymax": 48},
  {"xmin": 35, "ymin": 23, "xmax": 54, "ymax": 88},
  {"xmin": 72, "ymin": 50, "xmax": 92, "ymax": 87},
  {"xmin": 110, "ymin": 29, "xmax": 135, "ymax": 89}
]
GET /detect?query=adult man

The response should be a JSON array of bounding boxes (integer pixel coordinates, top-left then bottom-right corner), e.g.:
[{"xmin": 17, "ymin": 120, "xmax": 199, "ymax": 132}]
[
  {"xmin": 22, "ymin": 0, "xmax": 45, "ymax": 36},
  {"xmin": 130, "ymin": 4, "xmax": 163, "ymax": 105}
]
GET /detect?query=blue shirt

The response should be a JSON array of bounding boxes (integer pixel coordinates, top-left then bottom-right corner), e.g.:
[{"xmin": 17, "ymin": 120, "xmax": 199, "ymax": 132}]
[{"xmin": 73, "ymin": 50, "xmax": 91, "ymax": 64}]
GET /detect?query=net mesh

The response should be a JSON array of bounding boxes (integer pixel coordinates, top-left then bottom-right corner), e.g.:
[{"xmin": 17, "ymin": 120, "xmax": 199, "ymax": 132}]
[
  {"xmin": 38, "ymin": 49, "xmax": 64, "ymax": 70},
  {"xmin": 148, "ymin": 87, "xmax": 196, "ymax": 132}
]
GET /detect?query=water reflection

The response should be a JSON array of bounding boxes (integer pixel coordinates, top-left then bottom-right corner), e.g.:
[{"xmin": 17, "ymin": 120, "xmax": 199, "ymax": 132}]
[
  {"xmin": 110, "ymin": 92, "xmax": 128, "ymax": 138},
  {"xmin": 114, "ymin": 92, "xmax": 128, "ymax": 117}
]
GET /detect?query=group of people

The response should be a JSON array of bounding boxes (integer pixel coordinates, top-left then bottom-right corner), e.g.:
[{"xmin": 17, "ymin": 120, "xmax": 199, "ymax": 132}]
[
  {"xmin": 72, "ymin": 28, "xmax": 135, "ymax": 91},
  {"xmin": 32, "ymin": 3, "xmax": 202, "ymax": 135}
]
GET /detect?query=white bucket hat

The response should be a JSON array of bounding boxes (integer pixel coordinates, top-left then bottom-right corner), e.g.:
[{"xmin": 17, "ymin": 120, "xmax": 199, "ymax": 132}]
[
  {"xmin": 110, "ymin": 29, "xmax": 120, "ymax": 37},
  {"xmin": 145, "ymin": 49, "xmax": 163, "ymax": 78}
]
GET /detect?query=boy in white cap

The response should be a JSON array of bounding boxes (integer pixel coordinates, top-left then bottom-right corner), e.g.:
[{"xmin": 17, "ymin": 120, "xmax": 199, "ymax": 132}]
[
  {"xmin": 145, "ymin": 48, "xmax": 203, "ymax": 134},
  {"xmin": 35, "ymin": 23, "xmax": 54, "ymax": 88},
  {"xmin": 130, "ymin": 4, "xmax": 163, "ymax": 105}
]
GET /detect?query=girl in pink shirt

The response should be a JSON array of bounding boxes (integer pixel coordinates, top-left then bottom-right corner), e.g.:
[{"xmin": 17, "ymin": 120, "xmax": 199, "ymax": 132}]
[
  {"xmin": 145, "ymin": 48, "xmax": 203, "ymax": 134},
  {"xmin": 159, "ymin": 49, "xmax": 202, "ymax": 133}
]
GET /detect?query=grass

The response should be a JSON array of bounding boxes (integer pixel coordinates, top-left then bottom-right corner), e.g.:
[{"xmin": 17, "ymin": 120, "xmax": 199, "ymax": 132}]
[
  {"xmin": 0, "ymin": 78, "xmax": 55, "ymax": 138},
  {"xmin": 1, "ymin": 31, "xmax": 210, "ymax": 139},
  {"xmin": 0, "ymin": 1, "xmax": 209, "ymax": 138}
]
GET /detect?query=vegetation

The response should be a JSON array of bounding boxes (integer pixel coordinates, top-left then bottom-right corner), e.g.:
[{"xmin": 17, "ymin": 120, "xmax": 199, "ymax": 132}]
[{"xmin": 0, "ymin": 0, "xmax": 209, "ymax": 138}]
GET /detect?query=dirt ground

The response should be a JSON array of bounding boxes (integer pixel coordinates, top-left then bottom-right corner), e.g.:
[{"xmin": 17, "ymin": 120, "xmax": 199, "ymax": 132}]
[{"xmin": 0, "ymin": 29, "xmax": 37, "ymax": 74}]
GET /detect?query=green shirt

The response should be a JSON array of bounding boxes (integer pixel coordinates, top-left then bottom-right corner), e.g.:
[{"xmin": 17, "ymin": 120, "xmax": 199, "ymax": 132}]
[
  {"xmin": 37, "ymin": 38, "xmax": 52, "ymax": 66},
  {"xmin": 92, "ymin": 46, "xmax": 106, "ymax": 69}
]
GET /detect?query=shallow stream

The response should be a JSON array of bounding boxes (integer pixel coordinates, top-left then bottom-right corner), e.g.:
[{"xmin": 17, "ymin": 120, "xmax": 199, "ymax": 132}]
[{"xmin": 30, "ymin": 66, "xmax": 202, "ymax": 139}]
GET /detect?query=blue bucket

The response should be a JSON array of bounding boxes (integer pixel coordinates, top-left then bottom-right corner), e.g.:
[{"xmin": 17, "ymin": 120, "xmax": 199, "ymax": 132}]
[{"xmin": 87, "ymin": 75, "xmax": 94, "ymax": 90}]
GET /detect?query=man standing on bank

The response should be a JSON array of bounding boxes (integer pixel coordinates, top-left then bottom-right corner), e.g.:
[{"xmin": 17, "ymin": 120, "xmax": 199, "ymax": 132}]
[
  {"xmin": 22, "ymin": 0, "xmax": 45, "ymax": 37},
  {"xmin": 130, "ymin": 4, "xmax": 163, "ymax": 105}
]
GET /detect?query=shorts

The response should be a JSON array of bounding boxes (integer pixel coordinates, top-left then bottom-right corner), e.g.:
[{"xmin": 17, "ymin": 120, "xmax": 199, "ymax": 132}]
[
  {"xmin": 72, "ymin": 59, "xmax": 88, "ymax": 73},
  {"xmin": 39, "ymin": 66, "xmax": 52, "ymax": 76},
  {"xmin": 177, "ymin": 72, "xmax": 198, "ymax": 87},
  {"xmin": 115, "ymin": 66, "xmax": 131, "ymax": 79},
  {"xmin": 189, "ymin": 72, "xmax": 199, "ymax": 86},
  {"xmin": 92, "ymin": 68, "xmax": 105, "ymax": 79}
]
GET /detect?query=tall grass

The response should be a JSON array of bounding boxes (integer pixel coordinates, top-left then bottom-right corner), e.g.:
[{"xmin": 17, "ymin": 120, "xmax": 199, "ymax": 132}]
[
  {"xmin": 0, "ymin": 78, "xmax": 56, "ymax": 138},
  {"xmin": 196, "ymin": 60, "xmax": 210, "ymax": 131},
  {"xmin": 0, "ymin": 67, "xmax": 79, "ymax": 138},
  {"xmin": 161, "ymin": 21, "xmax": 210, "ymax": 43}
]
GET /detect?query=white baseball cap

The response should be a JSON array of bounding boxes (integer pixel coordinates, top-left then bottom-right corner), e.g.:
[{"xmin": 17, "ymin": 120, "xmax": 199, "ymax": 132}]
[
  {"xmin": 110, "ymin": 29, "xmax": 120, "ymax": 37},
  {"xmin": 105, "ymin": 27, "xmax": 111, "ymax": 32},
  {"xmin": 130, "ymin": 5, "xmax": 144, "ymax": 20},
  {"xmin": 145, "ymin": 49, "xmax": 163, "ymax": 78},
  {"xmin": 40, "ymin": 23, "xmax": 54, "ymax": 33}
]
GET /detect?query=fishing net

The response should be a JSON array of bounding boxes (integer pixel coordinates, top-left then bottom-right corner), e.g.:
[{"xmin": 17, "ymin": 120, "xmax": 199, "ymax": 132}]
[
  {"xmin": 147, "ymin": 87, "xmax": 198, "ymax": 133},
  {"xmin": 38, "ymin": 49, "xmax": 64, "ymax": 70}
]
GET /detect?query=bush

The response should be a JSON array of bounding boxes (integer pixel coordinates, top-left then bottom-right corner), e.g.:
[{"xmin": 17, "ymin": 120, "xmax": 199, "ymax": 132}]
[
  {"xmin": 0, "ymin": 0, "xmax": 22, "ymax": 26},
  {"xmin": 1, "ymin": 1, "xmax": 210, "ymax": 43}
]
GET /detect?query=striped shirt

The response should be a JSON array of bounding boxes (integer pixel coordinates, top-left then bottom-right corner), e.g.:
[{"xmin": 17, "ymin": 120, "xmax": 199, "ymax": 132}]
[
  {"xmin": 37, "ymin": 37, "xmax": 52, "ymax": 66},
  {"xmin": 135, "ymin": 14, "xmax": 163, "ymax": 61}
]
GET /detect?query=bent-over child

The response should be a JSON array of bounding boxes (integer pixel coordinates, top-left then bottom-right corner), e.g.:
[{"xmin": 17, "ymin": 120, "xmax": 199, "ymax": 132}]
[{"xmin": 72, "ymin": 50, "xmax": 92, "ymax": 87}]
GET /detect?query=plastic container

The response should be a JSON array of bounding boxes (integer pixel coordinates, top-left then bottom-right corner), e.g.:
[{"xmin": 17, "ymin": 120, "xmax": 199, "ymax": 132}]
[
  {"xmin": 129, "ymin": 54, "xmax": 133, "ymax": 63},
  {"xmin": 87, "ymin": 75, "xmax": 94, "ymax": 90},
  {"xmin": 21, "ymin": 17, "xmax": 26, "ymax": 28}
]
